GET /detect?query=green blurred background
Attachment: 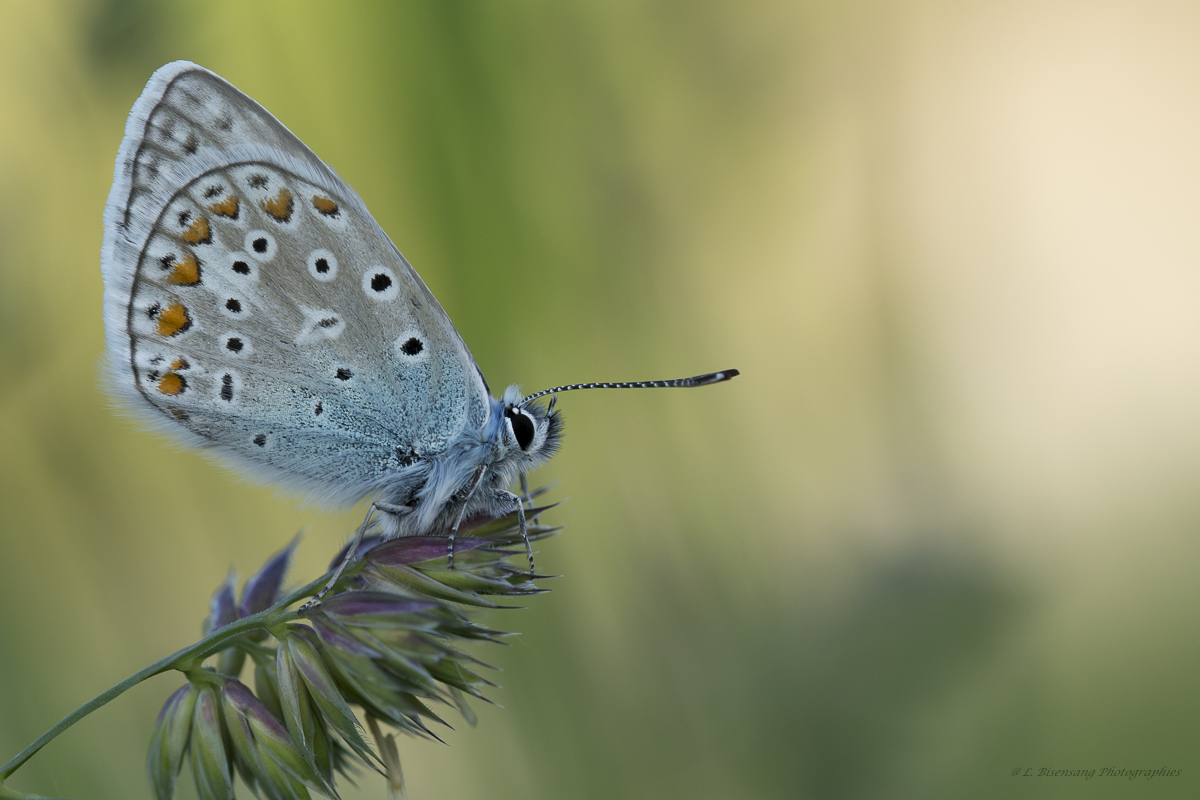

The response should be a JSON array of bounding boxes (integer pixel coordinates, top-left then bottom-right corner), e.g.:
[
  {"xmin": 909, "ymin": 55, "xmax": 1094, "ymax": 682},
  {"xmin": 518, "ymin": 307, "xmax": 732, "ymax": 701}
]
[{"xmin": 3, "ymin": 1, "xmax": 1200, "ymax": 797}]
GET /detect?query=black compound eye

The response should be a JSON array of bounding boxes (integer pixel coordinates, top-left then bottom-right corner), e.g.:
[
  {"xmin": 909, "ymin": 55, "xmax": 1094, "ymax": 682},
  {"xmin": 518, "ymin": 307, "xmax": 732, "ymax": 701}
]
[{"xmin": 505, "ymin": 407, "xmax": 536, "ymax": 451}]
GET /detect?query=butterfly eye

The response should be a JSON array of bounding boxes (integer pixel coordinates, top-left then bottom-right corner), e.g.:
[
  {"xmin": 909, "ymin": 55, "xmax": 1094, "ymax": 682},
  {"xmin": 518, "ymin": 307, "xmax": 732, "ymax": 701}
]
[{"xmin": 505, "ymin": 407, "xmax": 536, "ymax": 451}]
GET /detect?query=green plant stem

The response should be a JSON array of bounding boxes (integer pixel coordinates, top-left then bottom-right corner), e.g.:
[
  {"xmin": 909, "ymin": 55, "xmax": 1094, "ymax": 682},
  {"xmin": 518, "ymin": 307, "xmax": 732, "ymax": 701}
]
[{"xmin": 0, "ymin": 576, "xmax": 326, "ymax": 782}]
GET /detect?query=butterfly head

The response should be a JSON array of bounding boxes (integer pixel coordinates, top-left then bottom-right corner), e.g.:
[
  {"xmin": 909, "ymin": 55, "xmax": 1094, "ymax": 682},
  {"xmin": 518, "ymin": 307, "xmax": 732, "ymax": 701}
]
[{"xmin": 498, "ymin": 385, "xmax": 562, "ymax": 471}]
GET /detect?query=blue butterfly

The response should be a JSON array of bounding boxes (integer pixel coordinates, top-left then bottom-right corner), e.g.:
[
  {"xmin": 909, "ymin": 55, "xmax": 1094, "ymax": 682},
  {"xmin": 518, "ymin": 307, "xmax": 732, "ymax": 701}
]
[{"xmin": 101, "ymin": 62, "xmax": 738, "ymax": 601}]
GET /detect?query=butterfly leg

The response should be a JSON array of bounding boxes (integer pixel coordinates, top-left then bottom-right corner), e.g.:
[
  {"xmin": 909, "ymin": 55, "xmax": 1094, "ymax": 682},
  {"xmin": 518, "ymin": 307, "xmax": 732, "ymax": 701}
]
[
  {"xmin": 300, "ymin": 501, "xmax": 409, "ymax": 612},
  {"xmin": 447, "ymin": 505, "xmax": 469, "ymax": 571},
  {"xmin": 447, "ymin": 464, "xmax": 490, "ymax": 570},
  {"xmin": 518, "ymin": 472, "xmax": 548, "ymax": 526},
  {"xmin": 496, "ymin": 489, "xmax": 533, "ymax": 576}
]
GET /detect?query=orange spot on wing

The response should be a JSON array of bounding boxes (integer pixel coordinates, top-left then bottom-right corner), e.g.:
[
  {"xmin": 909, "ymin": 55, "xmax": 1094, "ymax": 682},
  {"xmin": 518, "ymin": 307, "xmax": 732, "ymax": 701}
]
[
  {"xmin": 312, "ymin": 195, "xmax": 339, "ymax": 217},
  {"xmin": 209, "ymin": 195, "xmax": 239, "ymax": 218},
  {"xmin": 157, "ymin": 372, "xmax": 186, "ymax": 395},
  {"xmin": 169, "ymin": 357, "xmax": 189, "ymax": 371},
  {"xmin": 181, "ymin": 217, "xmax": 211, "ymax": 244},
  {"xmin": 261, "ymin": 188, "xmax": 294, "ymax": 222},
  {"xmin": 155, "ymin": 302, "xmax": 192, "ymax": 337},
  {"xmin": 165, "ymin": 253, "xmax": 201, "ymax": 286}
]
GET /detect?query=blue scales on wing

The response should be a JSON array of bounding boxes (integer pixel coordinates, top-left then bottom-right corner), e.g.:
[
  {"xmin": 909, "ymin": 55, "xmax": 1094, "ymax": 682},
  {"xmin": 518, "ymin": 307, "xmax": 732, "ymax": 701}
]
[{"xmin": 100, "ymin": 62, "xmax": 490, "ymax": 506}]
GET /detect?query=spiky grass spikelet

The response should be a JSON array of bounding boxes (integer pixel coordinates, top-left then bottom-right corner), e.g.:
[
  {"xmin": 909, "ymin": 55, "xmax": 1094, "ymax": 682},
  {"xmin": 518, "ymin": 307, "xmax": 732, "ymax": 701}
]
[{"xmin": 147, "ymin": 498, "xmax": 560, "ymax": 800}]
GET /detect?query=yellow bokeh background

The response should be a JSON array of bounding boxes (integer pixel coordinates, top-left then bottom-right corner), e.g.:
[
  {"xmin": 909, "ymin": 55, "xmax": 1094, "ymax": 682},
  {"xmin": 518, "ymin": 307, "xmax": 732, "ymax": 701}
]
[{"xmin": 3, "ymin": 1, "xmax": 1200, "ymax": 798}]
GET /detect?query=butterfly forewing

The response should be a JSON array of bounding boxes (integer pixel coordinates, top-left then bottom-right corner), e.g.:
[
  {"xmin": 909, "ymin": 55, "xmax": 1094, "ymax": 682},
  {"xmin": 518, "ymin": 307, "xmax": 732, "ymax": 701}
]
[{"xmin": 103, "ymin": 62, "xmax": 489, "ymax": 503}]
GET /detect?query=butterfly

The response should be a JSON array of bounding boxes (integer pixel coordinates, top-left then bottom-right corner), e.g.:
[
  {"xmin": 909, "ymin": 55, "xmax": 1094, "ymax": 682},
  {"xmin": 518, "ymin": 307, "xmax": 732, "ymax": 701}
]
[{"xmin": 101, "ymin": 61, "xmax": 738, "ymax": 599}]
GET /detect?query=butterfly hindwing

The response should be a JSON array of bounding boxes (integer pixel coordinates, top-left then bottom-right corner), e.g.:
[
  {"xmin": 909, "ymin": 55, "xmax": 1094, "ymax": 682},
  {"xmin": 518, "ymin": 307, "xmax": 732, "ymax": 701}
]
[{"xmin": 101, "ymin": 62, "xmax": 489, "ymax": 503}]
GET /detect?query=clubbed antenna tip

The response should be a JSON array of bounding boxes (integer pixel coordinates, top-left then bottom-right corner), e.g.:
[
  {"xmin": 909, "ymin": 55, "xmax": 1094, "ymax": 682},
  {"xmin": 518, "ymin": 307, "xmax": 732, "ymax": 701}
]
[{"xmin": 522, "ymin": 368, "xmax": 740, "ymax": 404}]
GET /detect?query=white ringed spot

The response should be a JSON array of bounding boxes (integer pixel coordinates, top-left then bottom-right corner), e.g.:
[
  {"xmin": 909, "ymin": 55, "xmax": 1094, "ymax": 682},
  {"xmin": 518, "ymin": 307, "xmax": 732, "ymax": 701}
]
[
  {"xmin": 296, "ymin": 306, "xmax": 345, "ymax": 344},
  {"xmin": 244, "ymin": 230, "xmax": 277, "ymax": 261},
  {"xmin": 221, "ymin": 332, "xmax": 253, "ymax": 358},
  {"xmin": 225, "ymin": 251, "xmax": 258, "ymax": 282},
  {"xmin": 393, "ymin": 329, "xmax": 429, "ymax": 364},
  {"xmin": 307, "ymin": 249, "xmax": 338, "ymax": 282},
  {"xmin": 220, "ymin": 294, "xmax": 250, "ymax": 319},
  {"xmin": 215, "ymin": 370, "xmax": 243, "ymax": 404},
  {"xmin": 362, "ymin": 266, "xmax": 399, "ymax": 301}
]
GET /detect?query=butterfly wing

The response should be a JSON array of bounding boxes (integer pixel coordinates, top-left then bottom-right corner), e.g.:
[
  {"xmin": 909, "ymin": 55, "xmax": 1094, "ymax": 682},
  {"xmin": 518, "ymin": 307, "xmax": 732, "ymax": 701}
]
[{"xmin": 101, "ymin": 61, "xmax": 490, "ymax": 504}]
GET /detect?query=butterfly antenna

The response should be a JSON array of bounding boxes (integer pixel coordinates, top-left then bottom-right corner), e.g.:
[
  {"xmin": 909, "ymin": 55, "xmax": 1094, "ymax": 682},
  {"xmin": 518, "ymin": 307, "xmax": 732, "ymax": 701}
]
[{"xmin": 521, "ymin": 369, "xmax": 739, "ymax": 405}]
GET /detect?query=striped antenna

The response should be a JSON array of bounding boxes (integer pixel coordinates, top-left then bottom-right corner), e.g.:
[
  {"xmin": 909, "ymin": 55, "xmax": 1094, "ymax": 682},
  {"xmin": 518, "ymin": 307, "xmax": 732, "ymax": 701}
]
[{"xmin": 521, "ymin": 369, "xmax": 739, "ymax": 405}]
